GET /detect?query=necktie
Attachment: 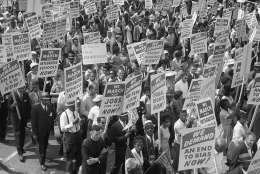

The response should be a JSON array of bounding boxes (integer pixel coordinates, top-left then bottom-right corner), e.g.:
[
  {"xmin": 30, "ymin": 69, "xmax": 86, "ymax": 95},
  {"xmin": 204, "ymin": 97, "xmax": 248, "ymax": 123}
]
[
  {"xmin": 150, "ymin": 136, "xmax": 154, "ymax": 147},
  {"xmin": 19, "ymin": 93, "xmax": 23, "ymax": 101},
  {"xmin": 45, "ymin": 106, "xmax": 47, "ymax": 112},
  {"xmin": 248, "ymin": 147, "xmax": 252, "ymax": 157}
]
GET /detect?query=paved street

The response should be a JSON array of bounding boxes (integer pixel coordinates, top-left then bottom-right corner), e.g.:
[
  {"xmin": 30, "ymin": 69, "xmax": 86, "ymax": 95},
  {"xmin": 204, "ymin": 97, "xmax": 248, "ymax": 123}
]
[{"xmin": 0, "ymin": 121, "xmax": 115, "ymax": 174}]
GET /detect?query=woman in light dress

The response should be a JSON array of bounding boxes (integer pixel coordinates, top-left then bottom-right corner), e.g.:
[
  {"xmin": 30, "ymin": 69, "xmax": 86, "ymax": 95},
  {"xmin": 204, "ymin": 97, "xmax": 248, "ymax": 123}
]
[
  {"xmin": 160, "ymin": 115, "xmax": 171, "ymax": 167},
  {"xmin": 125, "ymin": 22, "xmax": 133, "ymax": 44},
  {"xmin": 27, "ymin": 62, "xmax": 38, "ymax": 92}
]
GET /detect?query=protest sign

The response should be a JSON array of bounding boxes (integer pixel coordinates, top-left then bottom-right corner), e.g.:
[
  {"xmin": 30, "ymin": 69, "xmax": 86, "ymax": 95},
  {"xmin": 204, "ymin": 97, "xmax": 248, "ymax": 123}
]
[
  {"xmin": 60, "ymin": 2, "xmax": 70, "ymax": 12},
  {"xmin": 190, "ymin": 32, "xmax": 207, "ymax": 55},
  {"xmin": 214, "ymin": 18, "xmax": 230, "ymax": 36},
  {"xmin": 133, "ymin": 41, "xmax": 146, "ymax": 65},
  {"xmin": 83, "ymin": 32, "xmax": 100, "ymax": 44},
  {"xmin": 223, "ymin": 8, "xmax": 232, "ymax": 18},
  {"xmin": 123, "ymin": 74, "xmax": 142, "ymax": 112},
  {"xmin": 200, "ymin": 75, "xmax": 215, "ymax": 108},
  {"xmin": 41, "ymin": 4, "xmax": 53, "ymax": 21},
  {"xmin": 181, "ymin": 3, "xmax": 188, "ymax": 18},
  {"xmin": 210, "ymin": 2, "xmax": 219, "ymax": 15},
  {"xmin": 247, "ymin": 73, "xmax": 260, "ymax": 104},
  {"xmin": 155, "ymin": 150, "xmax": 175, "ymax": 174},
  {"xmin": 25, "ymin": 15, "xmax": 41, "ymax": 39},
  {"xmin": 155, "ymin": 0, "xmax": 163, "ymax": 10},
  {"xmin": 232, "ymin": 4, "xmax": 239, "ymax": 19},
  {"xmin": 64, "ymin": 63, "xmax": 83, "ymax": 103},
  {"xmin": 216, "ymin": 30, "xmax": 229, "ymax": 45},
  {"xmin": 234, "ymin": 48, "xmax": 243, "ymax": 61},
  {"xmin": 106, "ymin": 5, "xmax": 119, "ymax": 21},
  {"xmin": 245, "ymin": 12, "xmax": 258, "ymax": 29},
  {"xmin": 211, "ymin": 43, "xmax": 225, "ymax": 65},
  {"xmin": 27, "ymin": 0, "xmax": 44, "ymax": 15},
  {"xmin": 43, "ymin": 19, "xmax": 67, "ymax": 43},
  {"xmin": 44, "ymin": 10, "xmax": 53, "ymax": 22},
  {"xmin": 84, "ymin": 1, "xmax": 97, "ymax": 15},
  {"xmin": 52, "ymin": 0, "xmax": 60, "ymax": 11},
  {"xmin": 181, "ymin": 18, "xmax": 194, "ymax": 39},
  {"xmin": 191, "ymin": 2, "xmax": 199, "ymax": 15},
  {"xmin": 12, "ymin": 33, "xmax": 31, "ymax": 62},
  {"xmin": 236, "ymin": 19, "xmax": 246, "ymax": 38},
  {"xmin": 150, "ymin": 73, "xmax": 167, "ymax": 114},
  {"xmin": 113, "ymin": 0, "xmax": 124, "ymax": 5},
  {"xmin": 172, "ymin": 0, "xmax": 181, "ymax": 7},
  {"xmin": 145, "ymin": 0, "xmax": 153, "ymax": 9},
  {"xmin": 183, "ymin": 79, "xmax": 202, "ymax": 110},
  {"xmin": 0, "ymin": 46, "xmax": 7, "ymax": 65},
  {"xmin": 70, "ymin": 1, "xmax": 80, "ymax": 18},
  {"xmin": 2, "ymin": 32, "xmax": 19, "ymax": 62},
  {"xmin": 126, "ymin": 44, "xmax": 136, "ymax": 66},
  {"xmin": 18, "ymin": 0, "xmax": 28, "ymax": 11},
  {"xmin": 53, "ymin": 11, "xmax": 72, "ymax": 31},
  {"xmin": 37, "ymin": 49, "xmax": 61, "ymax": 78},
  {"xmin": 203, "ymin": 64, "xmax": 217, "ymax": 78},
  {"xmin": 231, "ymin": 60, "xmax": 244, "ymax": 88},
  {"xmin": 247, "ymin": 150, "xmax": 260, "ymax": 174},
  {"xmin": 241, "ymin": 42, "xmax": 252, "ymax": 76},
  {"xmin": 0, "ymin": 60, "xmax": 26, "ymax": 95},
  {"xmin": 195, "ymin": 98, "xmax": 217, "ymax": 127},
  {"xmin": 207, "ymin": 0, "xmax": 214, "ymax": 6},
  {"xmin": 178, "ymin": 126, "xmax": 215, "ymax": 171},
  {"xmin": 142, "ymin": 40, "xmax": 164, "ymax": 65},
  {"xmin": 251, "ymin": 26, "xmax": 260, "ymax": 42},
  {"xmin": 199, "ymin": 3, "xmax": 207, "ymax": 20},
  {"xmin": 99, "ymin": 82, "xmax": 125, "ymax": 117},
  {"xmin": 82, "ymin": 43, "xmax": 107, "ymax": 64}
]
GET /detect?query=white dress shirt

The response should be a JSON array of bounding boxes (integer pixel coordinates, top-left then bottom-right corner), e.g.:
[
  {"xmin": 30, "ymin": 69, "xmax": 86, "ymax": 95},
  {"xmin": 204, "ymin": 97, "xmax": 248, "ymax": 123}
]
[
  {"xmin": 232, "ymin": 121, "xmax": 247, "ymax": 142},
  {"xmin": 60, "ymin": 109, "xmax": 81, "ymax": 133},
  {"xmin": 174, "ymin": 119, "xmax": 186, "ymax": 144},
  {"xmin": 88, "ymin": 105, "xmax": 100, "ymax": 126},
  {"xmin": 175, "ymin": 80, "xmax": 188, "ymax": 98},
  {"xmin": 203, "ymin": 150, "xmax": 224, "ymax": 174}
]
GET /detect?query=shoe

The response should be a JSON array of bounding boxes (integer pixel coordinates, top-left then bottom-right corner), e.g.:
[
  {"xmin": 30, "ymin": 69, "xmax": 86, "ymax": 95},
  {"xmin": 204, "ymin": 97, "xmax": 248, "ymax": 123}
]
[
  {"xmin": 32, "ymin": 138, "xmax": 36, "ymax": 144},
  {"xmin": 41, "ymin": 165, "xmax": 47, "ymax": 171},
  {"xmin": 45, "ymin": 158, "xmax": 52, "ymax": 162},
  {"xmin": 22, "ymin": 149, "xmax": 26, "ymax": 153},
  {"xmin": 19, "ymin": 155, "xmax": 24, "ymax": 162},
  {"xmin": 25, "ymin": 126, "xmax": 30, "ymax": 131},
  {"xmin": 0, "ymin": 139, "xmax": 9, "ymax": 143}
]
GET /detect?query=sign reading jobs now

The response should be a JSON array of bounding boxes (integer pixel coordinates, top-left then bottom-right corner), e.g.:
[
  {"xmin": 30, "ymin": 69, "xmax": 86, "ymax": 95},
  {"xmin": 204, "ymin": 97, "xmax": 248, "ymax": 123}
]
[
  {"xmin": 37, "ymin": 48, "xmax": 61, "ymax": 78},
  {"xmin": 99, "ymin": 82, "xmax": 125, "ymax": 117},
  {"xmin": 179, "ymin": 126, "xmax": 215, "ymax": 171},
  {"xmin": 151, "ymin": 73, "xmax": 166, "ymax": 114},
  {"xmin": 0, "ymin": 60, "xmax": 26, "ymax": 95},
  {"xmin": 123, "ymin": 74, "xmax": 142, "ymax": 112},
  {"xmin": 64, "ymin": 63, "xmax": 83, "ymax": 103}
]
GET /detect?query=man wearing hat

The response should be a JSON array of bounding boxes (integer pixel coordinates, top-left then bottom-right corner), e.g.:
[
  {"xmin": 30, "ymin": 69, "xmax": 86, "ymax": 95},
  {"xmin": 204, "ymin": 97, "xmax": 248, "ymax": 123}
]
[
  {"xmin": 119, "ymin": 57, "xmax": 132, "ymax": 79},
  {"xmin": 60, "ymin": 100, "xmax": 84, "ymax": 174},
  {"xmin": 8, "ymin": 86, "xmax": 31, "ymax": 162},
  {"xmin": 31, "ymin": 92, "xmax": 54, "ymax": 171},
  {"xmin": 66, "ymin": 52, "xmax": 81, "ymax": 67},
  {"xmin": 88, "ymin": 95, "xmax": 102, "ymax": 129},
  {"xmin": 29, "ymin": 81, "xmax": 42, "ymax": 105},
  {"xmin": 228, "ymin": 153, "xmax": 251, "ymax": 174},
  {"xmin": 110, "ymin": 112, "xmax": 136, "ymax": 174},
  {"xmin": 24, "ymin": 51, "xmax": 38, "ymax": 78},
  {"xmin": 142, "ymin": 120, "xmax": 160, "ymax": 174},
  {"xmin": 248, "ymin": 62, "xmax": 260, "ymax": 83}
]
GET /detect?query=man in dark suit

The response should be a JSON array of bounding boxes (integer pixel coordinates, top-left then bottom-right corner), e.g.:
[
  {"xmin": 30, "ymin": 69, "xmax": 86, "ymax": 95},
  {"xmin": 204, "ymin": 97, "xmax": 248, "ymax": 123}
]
[
  {"xmin": 82, "ymin": 125, "xmax": 108, "ymax": 174},
  {"xmin": 24, "ymin": 51, "xmax": 38, "ymax": 78},
  {"xmin": 187, "ymin": 64, "xmax": 199, "ymax": 87},
  {"xmin": 0, "ymin": 92, "xmax": 9, "ymax": 143},
  {"xmin": 119, "ymin": 57, "xmax": 133, "ymax": 79},
  {"xmin": 229, "ymin": 132, "xmax": 257, "ymax": 171},
  {"xmin": 8, "ymin": 86, "xmax": 31, "ymax": 161},
  {"xmin": 31, "ymin": 92, "xmax": 54, "ymax": 171},
  {"xmin": 112, "ymin": 35, "xmax": 122, "ymax": 53},
  {"xmin": 110, "ymin": 112, "xmax": 135, "ymax": 174},
  {"xmin": 142, "ymin": 120, "xmax": 160, "ymax": 174},
  {"xmin": 228, "ymin": 153, "xmax": 251, "ymax": 174}
]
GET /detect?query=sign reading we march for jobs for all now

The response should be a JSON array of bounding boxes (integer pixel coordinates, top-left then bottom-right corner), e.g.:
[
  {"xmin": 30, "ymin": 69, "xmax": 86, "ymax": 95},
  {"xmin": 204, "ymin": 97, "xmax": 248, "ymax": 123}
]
[{"xmin": 12, "ymin": 33, "xmax": 32, "ymax": 62}]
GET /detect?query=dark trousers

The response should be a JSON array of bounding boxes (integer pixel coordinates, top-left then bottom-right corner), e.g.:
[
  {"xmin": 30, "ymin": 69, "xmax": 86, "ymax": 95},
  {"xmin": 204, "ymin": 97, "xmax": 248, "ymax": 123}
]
[
  {"xmin": 81, "ymin": 116, "xmax": 88, "ymax": 140},
  {"xmin": 0, "ymin": 100, "xmax": 8, "ymax": 139},
  {"xmin": 36, "ymin": 132, "xmax": 50, "ymax": 165},
  {"xmin": 12, "ymin": 117, "xmax": 26, "ymax": 155},
  {"xmin": 110, "ymin": 155, "xmax": 125, "ymax": 174},
  {"xmin": 172, "ymin": 142, "xmax": 180, "ymax": 172}
]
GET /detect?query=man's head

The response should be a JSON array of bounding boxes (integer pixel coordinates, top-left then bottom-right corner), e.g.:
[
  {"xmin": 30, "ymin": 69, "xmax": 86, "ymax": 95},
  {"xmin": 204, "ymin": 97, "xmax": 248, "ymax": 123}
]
[
  {"xmin": 68, "ymin": 52, "xmax": 75, "ymax": 64},
  {"xmin": 238, "ymin": 110, "xmax": 247, "ymax": 125},
  {"xmin": 66, "ymin": 101, "xmax": 76, "ymax": 111},
  {"xmin": 17, "ymin": 86, "xmax": 26, "ymax": 93},
  {"xmin": 89, "ymin": 72, "xmax": 96, "ymax": 82},
  {"xmin": 253, "ymin": 43, "xmax": 258, "ymax": 52},
  {"xmin": 90, "ymin": 125, "xmax": 101, "ymax": 141},
  {"xmin": 31, "ymin": 51, "xmax": 37, "ymax": 61},
  {"xmin": 32, "ymin": 81, "xmax": 39, "ymax": 93},
  {"xmin": 215, "ymin": 138, "xmax": 227, "ymax": 153},
  {"xmin": 179, "ymin": 110, "xmax": 188, "ymax": 123},
  {"xmin": 117, "ymin": 68, "xmax": 124, "ymax": 80},
  {"xmin": 97, "ymin": 117, "xmax": 106, "ymax": 130},
  {"xmin": 89, "ymin": 84, "xmax": 98, "ymax": 96},
  {"xmin": 72, "ymin": 38, "xmax": 78, "ymax": 46},
  {"xmin": 144, "ymin": 120, "xmax": 155, "ymax": 136},
  {"xmin": 254, "ymin": 62, "xmax": 260, "ymax": 73},
  {"xmin": 93, "ymin": 95, "xmax": 102, "ymax": 107},
  {"xmin": 190, "ymin": 65, "xmax": 197, "ymax": 74},
  {"xmin": 181, "ymin": 73, "xmax": 188, "ymax": 83},
  {"xmin": 245, "ymin": 132, "xmax": 256, "ymax": 148},
  {"xmin": 41, "ymin": 92, "xmax": 51, "ymax": 105},
  {"xmin": 119, "ymin": 112, "xmax": 128, "ymax": 123}
]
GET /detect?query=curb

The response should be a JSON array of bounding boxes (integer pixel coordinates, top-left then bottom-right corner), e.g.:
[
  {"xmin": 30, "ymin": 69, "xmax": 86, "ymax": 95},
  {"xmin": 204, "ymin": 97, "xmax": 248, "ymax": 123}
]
[{"xmin": 0, "ymin": 160, "xmax": 24, "ymax": 174}]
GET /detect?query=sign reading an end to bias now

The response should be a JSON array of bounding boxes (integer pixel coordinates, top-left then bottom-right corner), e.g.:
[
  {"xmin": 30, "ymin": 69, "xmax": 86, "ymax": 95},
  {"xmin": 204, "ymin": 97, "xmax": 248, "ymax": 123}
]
[
  {"xmin": 179, "ymin": 126, "xmax": 215, "ymax": 171},
  {"xmin": 123, "ymin": 74, "xmax": 142, "ymax": 112},
  {"xmin": 151, "ymin": 73, "xmax": 167, "ymax": 114},
  {"xmin": 37, "ymin": 48, "xmax": 61, "ymax": 78},
  {"xmin": 99, "ymin": 82, "xmax": 125, "ymax": 117},
  {"xmin": 0, "ymin": 59, "xmax": 26, "ymax": 95},
  {"xmin": 64, "ymin": 63, "xmax": 83, "ymax": 103}
]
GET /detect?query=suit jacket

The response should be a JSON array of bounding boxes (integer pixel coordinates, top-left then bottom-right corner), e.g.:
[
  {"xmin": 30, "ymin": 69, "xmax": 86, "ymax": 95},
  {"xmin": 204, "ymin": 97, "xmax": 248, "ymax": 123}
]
[
  {"xmin": 8, "ymin": 91, "xmax": 31, "ymax": 127},
  {"xmin": 82, "ymin": 137, "xmax": 108, "ymax": 174},
  {"xmin": 142, "ymin": 134, "xmax": 159, "ymax": 161},
  {"xmin": 119, "ymin": 64, "xmax": 133, "ymax": 79},
  {"xmin": 187, "ymin": 72, "xmax": 199, "ymax": 87},
  {"xmin": 29, "ymin": 91, "xmax": 42, "ymax": 106},
  {"xmin": 31, "ymin": 103, "xmax": 54, "ymax": 137},
  {"xmin": 228, "ymin": 166, "xmax": 244, "ymax": 174},
  {"xmin": 24, "ymin": 59, "xmax": 32, "ymax": 77},
  {"xmin": 229, "ymin": 141, "xmax": 255, "ymax": 171},
  {"xmin": 110, "ymin": 120, "xmax": 134, "ymax": 157}
]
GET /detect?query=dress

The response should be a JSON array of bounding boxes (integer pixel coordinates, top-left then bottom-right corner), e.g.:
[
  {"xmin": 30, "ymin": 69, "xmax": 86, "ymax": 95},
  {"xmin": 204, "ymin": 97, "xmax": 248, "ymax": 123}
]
[
  {"xmin": 126, "ymin": 25, "xmax": 133, "ymax": 44},
  {"xmin": 219, "ymin": 108, "xmax": 233, "ymax": 146},
  {"xmin": 160, "ymin": 125, "xmax": 171, "ymax": 162}
]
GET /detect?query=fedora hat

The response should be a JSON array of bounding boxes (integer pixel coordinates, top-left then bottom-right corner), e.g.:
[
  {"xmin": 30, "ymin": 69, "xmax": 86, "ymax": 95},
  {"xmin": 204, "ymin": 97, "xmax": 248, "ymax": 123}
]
[
  {"xmin": 30, "ymin": 62, "xmax": 38, "ymax": 69},
  {"xmin": 93, "ymin": 95, "xmax": 102, "ymax": 102},
  {"xmin": 41, "ymin": 92, "xmax": 50, "ymax": 100},
  {"xmin": 119, "ymin": 112, "xmax": 128, "ymax": 117},
  {"xmin": 65, "ymin": 100, "xmax": 75, "ymax": 107},
  {"xmin": 238, "ymin": 153, "xmax": 251, "ymax": 163},
  {"xmin": 143, "ymin": 120, "xmax": 155, "ymax": 129}
]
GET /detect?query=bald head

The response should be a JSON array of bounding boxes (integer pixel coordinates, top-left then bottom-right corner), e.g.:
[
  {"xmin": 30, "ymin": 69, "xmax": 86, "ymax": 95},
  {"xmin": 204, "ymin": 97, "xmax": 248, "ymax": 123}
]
[{"xmin": 215, "ymin": 138, "xmax": 227, "ymax": 153}]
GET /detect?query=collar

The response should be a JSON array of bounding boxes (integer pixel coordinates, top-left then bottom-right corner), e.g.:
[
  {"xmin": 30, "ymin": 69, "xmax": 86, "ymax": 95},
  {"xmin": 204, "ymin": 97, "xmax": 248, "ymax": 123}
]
[
  {"xmin": 41, "ymin": 102, "xmax": 46, "ymax": 110},
  {"xmin": 245, "ymin": 141, "xmax": 251, "ymax": 149},
  {"xmin": 17, "ymin": 90, "xmax": 22, "ymax": 96},
  {"xmin": 240, "ymin": 166, "xmax": 247, "ymax": 174},
  {"xmin": 119, "ymin": 119, "xmax": 125, "ymax": 128},
  {"xmin": 146, "ymin": 134, "xmax": 154, "ymax": 140}
]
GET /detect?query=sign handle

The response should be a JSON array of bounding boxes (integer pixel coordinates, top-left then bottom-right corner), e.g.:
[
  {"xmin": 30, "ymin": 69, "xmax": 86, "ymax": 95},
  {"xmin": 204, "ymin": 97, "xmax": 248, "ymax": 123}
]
[
  {"xmin": 238, "ymin": 76, "xmax": 244, "ymax": 103},
  {"xmin": 21, "ymin": 61, "xmax": 25, "ymax": 78},
  {"xmin": 234, "ymin": 85, "xmax": 240, "ymax": 102},
  {"xmin": 11, "ymin": 91, "xmax": 21, "ymax": 120},
  {"xmin": 104, "ymin": 115, "xmax": 110, "ymax": 133},
  {"xmin": 158, "ymin": 112, "xmax": 161, "ymax": 150},
  {"xmin": 249, "ymin": 105, "xmax": 259, "ymax": 131},
  {"xmin": 43, "ymin": 77, "xmax": 47, "ymax": 92}
]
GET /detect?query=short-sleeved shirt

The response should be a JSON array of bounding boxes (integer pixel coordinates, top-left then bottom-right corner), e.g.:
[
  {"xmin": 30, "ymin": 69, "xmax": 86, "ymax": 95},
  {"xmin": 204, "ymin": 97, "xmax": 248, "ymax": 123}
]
[
  {"xmin": 88, "ymin": 105, "xmax": 99, "ymax": 125},
  {"xmin": 174, "ymin": 119, "xmax": 186, "ymax": 144}
]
